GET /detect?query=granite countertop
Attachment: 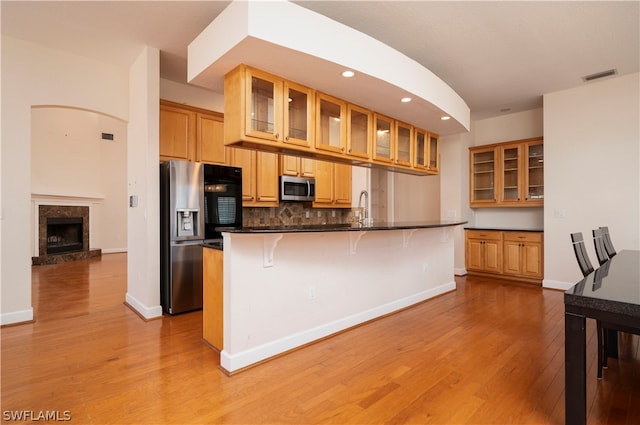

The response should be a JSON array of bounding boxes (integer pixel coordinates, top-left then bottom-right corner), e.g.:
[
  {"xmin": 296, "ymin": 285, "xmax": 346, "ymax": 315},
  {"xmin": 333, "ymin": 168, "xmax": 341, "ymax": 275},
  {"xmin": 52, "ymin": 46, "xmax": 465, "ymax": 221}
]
[
  {"xmin": 464, "ymin": 227, "xmax": 544, "ymax": 232},
  {"xmin": 217, "ymin": 220, "xmax": 467, "ymax": 234}
]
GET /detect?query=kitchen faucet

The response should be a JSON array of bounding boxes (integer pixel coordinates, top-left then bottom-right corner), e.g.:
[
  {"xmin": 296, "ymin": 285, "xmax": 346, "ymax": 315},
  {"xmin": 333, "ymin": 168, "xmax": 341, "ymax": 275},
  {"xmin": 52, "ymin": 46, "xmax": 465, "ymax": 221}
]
[{"xmin": 358, "ymin": 190, "xmax": 369, "ymax": 225}]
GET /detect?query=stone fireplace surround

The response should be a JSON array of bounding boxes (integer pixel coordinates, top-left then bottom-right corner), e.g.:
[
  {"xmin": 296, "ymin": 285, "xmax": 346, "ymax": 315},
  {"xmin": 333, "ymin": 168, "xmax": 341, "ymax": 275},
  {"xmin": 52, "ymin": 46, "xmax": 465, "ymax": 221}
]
[{"xmin": 32, "ymin": 203, "xmax": 101, "ymax": 265}]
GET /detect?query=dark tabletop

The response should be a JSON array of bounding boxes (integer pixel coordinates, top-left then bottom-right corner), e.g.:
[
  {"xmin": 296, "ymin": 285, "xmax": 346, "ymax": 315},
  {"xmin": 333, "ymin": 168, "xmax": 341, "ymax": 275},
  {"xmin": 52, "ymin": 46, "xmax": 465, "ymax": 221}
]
[{"xmin": 564, "ymin": 250, "xmax": 640, "ymax": 317}]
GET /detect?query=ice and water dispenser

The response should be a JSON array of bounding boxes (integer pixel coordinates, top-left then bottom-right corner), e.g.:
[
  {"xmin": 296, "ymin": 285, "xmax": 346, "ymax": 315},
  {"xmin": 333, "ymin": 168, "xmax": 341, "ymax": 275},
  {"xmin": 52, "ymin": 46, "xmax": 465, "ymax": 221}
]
[{"xmin": 176, "ymin": 208, "xmax": 199, "ymax": 238}]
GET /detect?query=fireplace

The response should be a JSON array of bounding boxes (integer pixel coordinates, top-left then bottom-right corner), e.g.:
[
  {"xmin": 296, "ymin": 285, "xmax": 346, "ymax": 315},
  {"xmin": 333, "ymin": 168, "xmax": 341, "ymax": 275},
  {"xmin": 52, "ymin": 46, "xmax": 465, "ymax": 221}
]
[
  {"xmin": 32, "ymin": 205, "xmax": 101, "ymax": 265},
  {"xmin": 46, "ymin": 217, "xmax": 84, "ymax": 254}
]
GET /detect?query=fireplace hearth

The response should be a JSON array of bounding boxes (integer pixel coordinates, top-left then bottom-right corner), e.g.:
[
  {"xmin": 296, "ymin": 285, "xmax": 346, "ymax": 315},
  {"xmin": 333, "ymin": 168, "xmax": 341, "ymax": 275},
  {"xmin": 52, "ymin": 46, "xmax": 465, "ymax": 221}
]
[{"xmin": 32, "ymin": 205, "xmax": 101, "ymax": 265}]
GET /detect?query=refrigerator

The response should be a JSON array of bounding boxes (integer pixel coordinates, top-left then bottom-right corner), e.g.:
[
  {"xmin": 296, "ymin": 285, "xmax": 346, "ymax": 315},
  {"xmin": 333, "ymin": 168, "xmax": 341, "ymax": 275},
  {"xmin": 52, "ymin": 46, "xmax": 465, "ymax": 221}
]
[{"xmin": 160, "ymin": 160, "xmax": 204, "ymax": 314}]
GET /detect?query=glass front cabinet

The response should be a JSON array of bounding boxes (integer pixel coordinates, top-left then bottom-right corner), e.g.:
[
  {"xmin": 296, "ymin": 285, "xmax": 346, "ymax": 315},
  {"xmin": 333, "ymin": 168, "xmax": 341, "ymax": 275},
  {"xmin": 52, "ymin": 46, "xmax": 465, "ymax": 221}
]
[
  {"xmin": 470, "ymin": 137, "xmax": 543, "ymax": 208},
  {"xmin": 470, "ymin": 146, "xmax": 497, "ymax": 206},
  {"xmin": 373, "ymin": 114, "xmax": 394, "ymax": 164},
  {"xmin": 225, "ymin": 65, "xmax": 314, "ymax": 149},
  {"xmin": 315, "ymin": 93, "xmax": 346, "ymax": 154}
]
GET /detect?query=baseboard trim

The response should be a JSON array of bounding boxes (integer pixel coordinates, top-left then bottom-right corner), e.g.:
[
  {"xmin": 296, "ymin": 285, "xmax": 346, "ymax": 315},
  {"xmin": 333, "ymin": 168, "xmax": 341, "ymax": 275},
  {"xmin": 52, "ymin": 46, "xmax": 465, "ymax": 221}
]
[
  {"xmin": 102, "ymin": 248, "xmax": 127, "ymax": 254},
  {"xmin": 454, "ymin": 267, "xmax": 467, "ymax": 276},
  {"xmin": 220, "ymin": 281, "xmax": 456, "ymax": 373},
  {"xmin": 1, "ymin": 308, "xmax": 34, "ymax": 326},
  {"xmin": 543, "ymin": 279, "xmax": 574, "ymax": 291},
  {"xmin": 124, "ymin": 293, "xmax": 163, "ymax": 320}
]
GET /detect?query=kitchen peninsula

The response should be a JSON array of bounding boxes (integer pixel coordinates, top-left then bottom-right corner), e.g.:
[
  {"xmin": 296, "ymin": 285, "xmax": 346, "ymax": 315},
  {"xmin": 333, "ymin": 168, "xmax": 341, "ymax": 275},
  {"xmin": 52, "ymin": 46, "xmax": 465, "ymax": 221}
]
[{"xmin": 206, "ymin": 220, "xmax": 466, "ymax": 374}]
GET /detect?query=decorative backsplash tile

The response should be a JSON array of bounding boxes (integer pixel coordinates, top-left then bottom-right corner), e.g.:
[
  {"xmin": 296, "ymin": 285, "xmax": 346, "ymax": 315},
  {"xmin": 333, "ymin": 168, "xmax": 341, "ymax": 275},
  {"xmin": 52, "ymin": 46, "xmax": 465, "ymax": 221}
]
[{"xmin": 243, "ymin": 202, "xmax": 356, "ymax": 227}]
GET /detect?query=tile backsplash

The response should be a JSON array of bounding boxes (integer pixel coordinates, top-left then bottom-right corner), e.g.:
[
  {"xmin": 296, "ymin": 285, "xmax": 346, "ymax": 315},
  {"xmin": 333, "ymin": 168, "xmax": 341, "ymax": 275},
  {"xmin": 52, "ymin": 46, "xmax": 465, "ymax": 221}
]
[{"xmin": 244, "ymin": 202, "xmax": 356, "ymax": 227}]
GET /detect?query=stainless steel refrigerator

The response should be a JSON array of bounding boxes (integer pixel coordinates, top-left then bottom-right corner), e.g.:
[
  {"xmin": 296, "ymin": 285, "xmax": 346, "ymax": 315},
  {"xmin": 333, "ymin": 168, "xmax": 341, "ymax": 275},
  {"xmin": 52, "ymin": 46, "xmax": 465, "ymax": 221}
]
[{"xmin": 160, "ymin": 160, "xmax": 204, "ymax": 314}]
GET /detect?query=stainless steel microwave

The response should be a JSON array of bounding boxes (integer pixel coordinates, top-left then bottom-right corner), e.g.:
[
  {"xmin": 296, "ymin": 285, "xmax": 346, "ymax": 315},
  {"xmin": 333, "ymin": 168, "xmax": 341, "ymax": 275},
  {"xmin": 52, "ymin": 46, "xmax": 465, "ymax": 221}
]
[{"xmin": 280, "ymin": 176, "xmax": 315, "ymax": 202}]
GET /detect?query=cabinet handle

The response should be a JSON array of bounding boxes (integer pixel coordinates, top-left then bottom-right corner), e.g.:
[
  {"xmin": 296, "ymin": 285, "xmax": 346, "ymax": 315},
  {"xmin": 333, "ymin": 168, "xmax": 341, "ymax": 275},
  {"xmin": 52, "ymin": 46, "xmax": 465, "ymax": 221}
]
[
  {"xmin": 274, "ymin": 133, "xmax": 280, "ymax": 141},
  {"xmin": 285, "ymin": 135, "xmax": 290, "ymax": 141}
]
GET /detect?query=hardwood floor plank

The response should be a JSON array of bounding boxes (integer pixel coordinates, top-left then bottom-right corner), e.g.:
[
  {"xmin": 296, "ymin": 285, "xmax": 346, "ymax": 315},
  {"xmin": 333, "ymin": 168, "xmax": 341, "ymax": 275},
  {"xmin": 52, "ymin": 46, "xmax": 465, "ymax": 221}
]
[{"xmin": 2, "ymin": 254, "xmax": 639, "ymax": 424}]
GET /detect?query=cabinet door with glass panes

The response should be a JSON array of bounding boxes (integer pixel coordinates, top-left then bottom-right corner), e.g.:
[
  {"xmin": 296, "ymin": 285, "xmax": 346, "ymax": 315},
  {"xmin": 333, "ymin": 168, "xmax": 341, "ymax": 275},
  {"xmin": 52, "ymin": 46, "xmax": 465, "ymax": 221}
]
[
  {"xmin": 346, "ymin": 104, "xmax": 371, "ymax": 160},
  {"xmin": 524, "ymin": 139, "xmax": 543, "ymax": 205},
  {"xmin": 413, "ymin": 128, "xmax": 428, "ymax": 171},
  {"xmin": 372, "ymin": 114, "xmax": 394, "ymax": 164},
  {"xmin": 315, "ymin": 93, "xmax": 346, "ymax": 154},
  {"xmin": 394, "ymin": 121, "xmax": 413, "ymax": 168},
  {"xmin": 498, "ymin": 143, "xmax": 523, "ymax": 204},
  {"xmin": 224, "ymin": 65, "xmax": 314, "ymax": 149},
  {"xmin": 428, "ymin": 133, "xmax": 439, "ymax": 172},
  {"xmin": 283, "ymin": 81, "xmax": 314, "ymax": 148},
  {"xmin": 243, "ymin": 67, "xmax": 284, "ymax": 143},
  {"xmin": 469, "ymin": 146, "xmax": 497, "ymax": 207}
]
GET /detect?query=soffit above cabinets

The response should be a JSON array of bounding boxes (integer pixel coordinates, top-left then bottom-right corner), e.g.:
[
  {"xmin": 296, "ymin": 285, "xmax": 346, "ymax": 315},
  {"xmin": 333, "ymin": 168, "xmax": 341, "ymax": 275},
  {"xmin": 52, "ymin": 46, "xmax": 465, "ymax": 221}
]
[{"xmin": 187, "ymin": 0, "xmax": 470, "ymax": 136}]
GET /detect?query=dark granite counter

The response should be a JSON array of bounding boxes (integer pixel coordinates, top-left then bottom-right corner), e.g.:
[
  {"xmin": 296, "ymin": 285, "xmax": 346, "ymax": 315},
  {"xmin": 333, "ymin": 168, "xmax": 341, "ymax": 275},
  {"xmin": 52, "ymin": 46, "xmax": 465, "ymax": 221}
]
[
  {"xmin": 464, "ymin": 227, "xmax": 543, "ymax": 232},
  {"xmin": 217, "ymin": 220, "xmax": 467, "ymax": 234}
]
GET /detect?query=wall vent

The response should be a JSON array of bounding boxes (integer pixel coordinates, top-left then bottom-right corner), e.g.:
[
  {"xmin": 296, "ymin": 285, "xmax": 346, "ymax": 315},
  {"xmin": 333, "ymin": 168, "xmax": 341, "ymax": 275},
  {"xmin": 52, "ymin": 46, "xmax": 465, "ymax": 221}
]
[{"xmin": 582, "ymin": 69, "xmax": 617, "ymax": 82}]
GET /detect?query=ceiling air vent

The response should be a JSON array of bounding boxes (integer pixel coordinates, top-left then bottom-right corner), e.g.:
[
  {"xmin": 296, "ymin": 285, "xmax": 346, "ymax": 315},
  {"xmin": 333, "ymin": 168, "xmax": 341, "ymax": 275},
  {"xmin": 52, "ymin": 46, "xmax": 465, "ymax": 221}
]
[{"xmin": 582, "ymin": 69, "xmax": 617, "ymax": 82}]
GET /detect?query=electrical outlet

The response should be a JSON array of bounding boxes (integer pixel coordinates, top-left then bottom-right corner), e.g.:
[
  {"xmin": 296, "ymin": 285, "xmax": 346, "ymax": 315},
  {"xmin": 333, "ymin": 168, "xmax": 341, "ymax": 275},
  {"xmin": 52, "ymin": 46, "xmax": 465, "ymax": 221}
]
[{"xmin": 305, "ymin": 210, "xmax": 310, "ymax": 218}]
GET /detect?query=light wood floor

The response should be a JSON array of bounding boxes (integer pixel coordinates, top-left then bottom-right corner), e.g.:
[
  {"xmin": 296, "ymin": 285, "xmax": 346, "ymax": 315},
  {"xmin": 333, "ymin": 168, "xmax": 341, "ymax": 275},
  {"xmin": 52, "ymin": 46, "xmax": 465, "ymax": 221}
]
[{"xmin": 2, "ymin": 253, "xmax": 639, "ymax": 424}]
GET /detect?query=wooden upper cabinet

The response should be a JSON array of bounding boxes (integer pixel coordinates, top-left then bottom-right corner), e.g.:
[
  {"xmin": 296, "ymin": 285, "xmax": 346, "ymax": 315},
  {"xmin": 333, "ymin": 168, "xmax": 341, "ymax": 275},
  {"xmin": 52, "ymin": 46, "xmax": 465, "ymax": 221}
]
[
  {"xmin": 280, "ymin": 155, "xmax": 316, "ymax": 178},
  {"xmin": 394, "ymin": 121, "xmax": 413, "ymax": 168},
  {"xmin": 346, "ymin": 104, "xmax": 371, "ymax": 160},
  {"xmin": 413, "ymin": 128, "xmax": 428, "ymax": 171},
  {"xmin": 228, "ymin": 148, "xmax": 279, "ymax": 207},
  {"xmin": 498, "ymin": 142, "xmax": 523, "ymax": 204},
  {"xmin": 160, "ymin": 103, "xmax": 195, "ymax": 161},
  {"xmin": 223, "ymin": 65, "xmax": 443, "ymax": 176},
  {"xmin": 313, "ymin": 161, "xmax": 352, "ymax": 208},
  {"xmin": 315, "ymin": 93, "xmax": 346, "ymax": 154},
  {"xmin": 469, "ymin": 146, "xmax": 498, "ymax": 207},
  {"xmin": 159, "ymin": 100, "xmax": 225, "ymax": 164},
  {"xmin": 428, "ymin": 133, "xmax": 439, "ymax": 173},
  {"xmin": 198, "ymin": 112, "xmax": 226, "ymax": 165},
  {"xmin": 372, "ymin": 113, "xmax": 394, "ymax": 164},
  {"xmin": 469, "ymin": 137, "xmax": 543, "ymax": 208},
  {"xmin": 283, "ymin": 81, "xmax": 315, "ymax": 148},
  {"xmin": 224, "ymin": 65, "xmax": 314, "ymax": 149},
  {"xmin": 229, "ymin": 148, "xmax": 256, "ymax": 203},
  {"xmin": 333, "ymin": 163, "xmax": 352, "ymax": 206},
  {"xmin": 524, "ymin": 140, "xmax": 544, "ymax": 206}
]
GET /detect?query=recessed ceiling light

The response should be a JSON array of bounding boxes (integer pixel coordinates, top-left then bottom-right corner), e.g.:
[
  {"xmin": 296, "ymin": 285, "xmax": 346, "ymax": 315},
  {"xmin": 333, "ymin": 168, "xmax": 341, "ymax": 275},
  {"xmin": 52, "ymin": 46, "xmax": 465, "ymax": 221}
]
[
  {"xmin": 441, "ymin": 116, "xmax": 451, "ymax": 121},
  {"xmin": 341, "ymin": 70, "xmax": 355, "ymax": 78},
  {"xmin": 401, "ymin": 97, "xmax": 412, "ymax": 103}
]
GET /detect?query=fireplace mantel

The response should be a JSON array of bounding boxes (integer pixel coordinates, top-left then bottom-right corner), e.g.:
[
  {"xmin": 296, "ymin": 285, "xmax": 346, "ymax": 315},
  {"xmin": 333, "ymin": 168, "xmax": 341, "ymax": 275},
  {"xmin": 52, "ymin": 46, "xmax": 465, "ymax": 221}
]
[{"xmin": 31, "ymin": 194, "xmax": 104, "ymax": 264}]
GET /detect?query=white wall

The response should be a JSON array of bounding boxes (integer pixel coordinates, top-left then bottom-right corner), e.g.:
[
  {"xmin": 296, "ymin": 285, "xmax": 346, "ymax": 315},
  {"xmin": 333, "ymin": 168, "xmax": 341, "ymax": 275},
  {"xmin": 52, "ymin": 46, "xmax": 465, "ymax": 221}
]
[
  {"xmin": 125, "ymin": 47, "xmax": 162, "ymax": 319},
  {"xmin": 394, "ymin": 173, "xmax": 440, "ymax": 221},
  {"xmin": 440, "ymin": 131, "xmax": 474, "ymax": 274},
  {"xmin": 31, "ymin": 107, "xmax": 128, "ymax": 254},
  {"xmin": 1, "ymin": 35, "xmax": 129, "ymax": 325},
  {"xmin": 160, "ymin": 78, "xmax": 224, "ymax": 113},
  {"xmin": 543, "ymin": 73, "xmax": 640, "ymax": 289}
]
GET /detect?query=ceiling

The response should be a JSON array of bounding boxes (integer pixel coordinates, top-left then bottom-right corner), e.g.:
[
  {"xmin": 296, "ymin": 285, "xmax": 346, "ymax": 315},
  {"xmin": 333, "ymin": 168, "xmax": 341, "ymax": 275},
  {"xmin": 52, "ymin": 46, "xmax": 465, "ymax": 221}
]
[{"xmin": 2, "ymin": 1, "xmax": 638, "ymax": 120}]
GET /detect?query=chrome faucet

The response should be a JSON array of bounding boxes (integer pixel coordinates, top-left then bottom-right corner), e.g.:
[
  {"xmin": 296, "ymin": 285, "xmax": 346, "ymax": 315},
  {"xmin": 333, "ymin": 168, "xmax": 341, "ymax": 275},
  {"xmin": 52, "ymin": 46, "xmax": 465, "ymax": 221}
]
[{"xmin": 358, "ymin": 190, "xmax": 369, "ymax": 225}]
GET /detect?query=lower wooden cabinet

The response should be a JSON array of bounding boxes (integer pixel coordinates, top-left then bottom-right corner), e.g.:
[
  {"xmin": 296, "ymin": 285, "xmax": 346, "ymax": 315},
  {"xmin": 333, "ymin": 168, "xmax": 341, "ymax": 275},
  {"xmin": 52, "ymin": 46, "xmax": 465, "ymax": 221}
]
[
  {"xmin": 465, "ymin": 230, "xmax": 503, "ymax": 274},
  {"xmin": 465, "ymin": 229, "xmax": 543, "ymax": 284},
  {"xmin": 203, "ymin": 247, "xmax": 223, "ymax": 350}
]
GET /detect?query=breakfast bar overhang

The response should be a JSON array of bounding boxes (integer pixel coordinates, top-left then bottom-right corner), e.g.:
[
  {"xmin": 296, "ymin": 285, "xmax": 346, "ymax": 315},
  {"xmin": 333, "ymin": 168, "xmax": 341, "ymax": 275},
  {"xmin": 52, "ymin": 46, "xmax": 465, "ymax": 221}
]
[{"xmin": 216, "ymin": 220, "xmax": 466, "ymax": 374}]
